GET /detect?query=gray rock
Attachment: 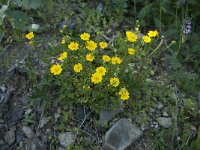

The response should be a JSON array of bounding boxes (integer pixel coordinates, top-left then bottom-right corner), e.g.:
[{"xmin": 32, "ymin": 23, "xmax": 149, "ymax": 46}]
[
  {"xmin": 16, "ymin": 131, "xmax": 25, "ymax": 144},
  {"xmin": 58, "ymin": 132, "xmax": 76, "ymax": 147},
  {"xmin": 162, "ymin": 112, "xmax": 168, "ymax": 117},
  {"xmin": 102, "ymin": 118, "xmax": 143, "ymax": 150},
  {"xmin": 22, "ymin": 126, "xmax": 34, "ymax": 139},
  {"xmin": 55, "ymin": 113, "xmax": 60, "ymax": 122},
  {"xmin": 8, "ymin": 107, "xmax": 24, "ymax": 126},
  {"xmin": 31, "ymin": 142, "xmax": 37, "ymax": 150},
  {"xmin": 0, "ymin": 144, "xmax": 9, "ymax": 150},
  {"xmin": 20, "ymin": 95, "xmax": 29, "ymax": 104},
  {"xmin": 8, "ymin": 64, "xmax": 27, "ymax": 77},
  {"xmin": 0, "ymin": 140, "xmax": 4, "ymax": 144},
  {"xmin": 39, "ymin": 117, "xmax": 50, "ymax": 128},
  {"xmin": 97, "ymin": 3, "xmax": 103, "ymax": 11},
  {"xmin": 157, "ymin": 102, "xmax": 164, "ymax": 109},
  {"xmin": 46, "ymin": 128, "xmax": 51, "ymax": 134},
  {"xmin": 0, "ymin": 87, "xmax": 15, "ymax": 103},
  {"xmin": 157, "ymin": 117, "xmax": 172, "ymax": 128},
  {"xmin": 4, "ymin": 127, "xmax": 15, "ymax": 145},
  {"xmin": 149, "ymin": 108, "xmax": 155, "ymax": 113},
  {"xmin": 58, "ymin": 147, "xmax": 66, "ymax": 150},
  {"xmin": 0, "ymin": 85, "xmax": 6, "ymax": 92},
  {"xmin": 22, "ymin": 137, "xmax": 45, "ymax": 150},
  {"xmin": 55, "ymin": 109, "xmax": 61, "ymax": 122},
  {"xmin": 99, "ymin": 108, "xmax": 122, "ymax": 124},
  {"xmin": 141, "ymin": 123, "xmax": 149, "ymax": 131}
]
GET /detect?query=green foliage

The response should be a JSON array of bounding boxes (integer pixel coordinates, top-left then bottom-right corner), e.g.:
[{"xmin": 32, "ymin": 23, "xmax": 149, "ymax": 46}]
[
  {"xmin": 6, "ymin": 10, "xmax": 29, "ymax": 31},
  {"xmin": 67, "ymin": 145, "xmax": 84, "ymax": 150},
  {"xmin": 32, "ymin": 27, "xmax": 164, "ymax": 112},
  {"xmin": 1, "ymin": 0, "xmax": 200, "ymax": 149},
  {"xmin": 191, "ymin": 128, "xmax": 200, "ymax": 150}
]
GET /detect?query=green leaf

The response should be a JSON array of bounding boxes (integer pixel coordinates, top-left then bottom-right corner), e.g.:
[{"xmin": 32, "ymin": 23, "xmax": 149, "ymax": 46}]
[
  {"xmin": 22, "ymin": 0, "xmax": 41, "ymax": 10},
  {"xmin": 6, "ymin": 10, "xmax": 29, "ymax": 31},
  {"xmin": 6, "ymin": 10, "xmax": 29, "ymax": 22},
  {"xmin": 30, "ymin": 0, "xmax": 41, "ymax": 9},
  {"xmin": 11, "ymin": 0, "xmax": 23, "ymax": 7}
]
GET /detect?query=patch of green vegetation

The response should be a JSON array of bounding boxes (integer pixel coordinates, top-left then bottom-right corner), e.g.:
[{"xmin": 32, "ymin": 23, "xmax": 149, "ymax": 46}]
[{"xmin": 1, "ymin": 0, "xmax": 200, "ymax": 149}]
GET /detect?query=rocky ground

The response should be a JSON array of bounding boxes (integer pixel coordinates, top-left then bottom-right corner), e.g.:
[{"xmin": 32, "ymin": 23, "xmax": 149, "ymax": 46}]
[
  {"xmin": 0, "ymin": 40, "xmax": 175, "ymax": 150},
  {"xmin": 0, "ymin": 70, "xmax": 174, "ymax": 150}
]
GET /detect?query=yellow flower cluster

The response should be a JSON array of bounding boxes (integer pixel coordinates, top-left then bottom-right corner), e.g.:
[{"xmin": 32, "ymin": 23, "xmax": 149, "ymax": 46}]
[
  {"xmin": 91, "ymin": 66, "xmax": 107, "ymax": 84},
  {"xmin": 86, "ymin": 53, "xmax": 95, "ymax": 62},
  {"xmin": 128, "ymin": 48, "xmax": 136, "ymax": 55},
  {"xmin": 96, "ymin": 67, "xmax": 107, "ymax": 76},
  {"xmin": 125, "ymin": 30, "xmax": 159, "ymax": 44},
  {"xmin": 142, "ymin": 35, "xmax": 151, "ymax": 43},
  {"xmin": 25, "ymin": 32, "xmax": 34, "ymax": 40},
  {"xmin": 61, "ymin": 38, "xmax": 66, "ymax": 44},
  {"xmin": 126, "ymin": 31, "xmax": 138, "ymax": 42},
  {"xmin": 119, "ymin": 88, "xmax": 129, "ymax": 100},
  {"xmin": 68, "ymin": 42, "xmax": 79, "ymax": 51},
  {"xmin": 86, "ymin": 40, "xmax": 97, "ymax": 51},
  {"xmin": 142, "ymin": 30, "xmax": 159, "ymax": 43},
  {"xmin": 48, "ymin": 29, "xmax": 159, "ymax": 102},
  {"xmin": 91, "ymin": 73, "xmax": 103, "ymax": 84},
  {"xmin": 58, "ymin": 52, "xmax": 68, "ymax": 60},
  {"xmin": 148, "ymin": 30, "xmax": 159, "ymax": 37},
  {"xmin": 110, "ymin": 77, "xmax": 120, "ymax": 87},
  {"xmin": 99, "ymin": 42, "xmax": 108, "ymax": 49},
  {"xmin": 80, "ymin": 32, "xmax": 90, "ymax": 41},
  {"xmin": 111, "ymin": 56, "xmax": 122, "ymax": 64},
  {"xmin": 50, "ymin": 64, "xmax": 63, "ymax": 75},
  {"xmin": 74, "ymin": 63, "xmax": 83, "ymax": 73},
  {"xmin": 102, "ymin": 55, "xmax": 110, "ymax": 62}
]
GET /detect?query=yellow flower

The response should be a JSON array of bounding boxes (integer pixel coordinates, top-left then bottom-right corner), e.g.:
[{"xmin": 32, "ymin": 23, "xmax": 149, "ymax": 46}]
[
  {"xmin": 68, "ymin": 42, "xmax": 79, "ymax": 51},
  {"xmin": 126, "ymin": 31, "xmax": 137, "ymax": 42},
  {"xmin": 86, "ymin": 53, "xmax": 95, "ymax": 62},
  {"xmin": 86, "ymin": 40, "xmax": 97, "ymax": 51},
  {"xmin": 91, "ymin": 73, "xmax": 103, "ymax": 84},
  {"xmin": 61, "ymin": 38, "xmax": 66, "ymax": 44},
  {"xmin": 110, "ymin": 77, "xmax": 120, "ymax": 87},
  {"xmin": 50, "ymin": 64, "xmax": 63, "ymax": 75},
  {"xmin": 80, "ymin": 32, "xmax": 90, "ymax": 41},
  {"xmin": 128, "ymin": 48, "xmax": 136, "ymax": 55},
  {"xmin": 99, "ymin": 42, "xmax": 108, "ymax": 49},
  {"xmin": 142, "ymin": 35, "xmax": 151, "ymax": 43},
  {"xmin": 148, "ymin": 30, "xmax": 159, "ymax": 37},
  {"xmin": 58, "ymin": 52, "xmax": 68, "ymax": 60},
  {"xmin": 102, "ymin": 55, "xmax": 110, "ymax": 62},
  {"xmin": 73, "ymin": 63, "xmax": 83, "ymax": 73},
  {"xmin": 119, "ymin": 88, "xmax": 129, "ymax": 100},
  {"xmin": 96, "ymin": 66, "xmax": 106, "ymax": 76},
  {"xmin": 111, "ymin": 56, "xmax": 122, "ymax": 64},
  {"xmin": 25, "ymin": 32, "xmax": 34, "ymax": 40}
]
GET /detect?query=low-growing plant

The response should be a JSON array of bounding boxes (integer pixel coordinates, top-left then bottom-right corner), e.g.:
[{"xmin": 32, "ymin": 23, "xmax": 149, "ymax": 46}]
[{"xmin": 30, "ymin": 25, "xmax": 175, "ymax": 112}]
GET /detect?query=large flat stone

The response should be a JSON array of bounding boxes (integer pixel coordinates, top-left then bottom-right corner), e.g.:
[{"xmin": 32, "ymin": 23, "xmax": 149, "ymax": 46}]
[{"xmin": 102, "ymin": 118, "xmax": 143, "ymax": 150}]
